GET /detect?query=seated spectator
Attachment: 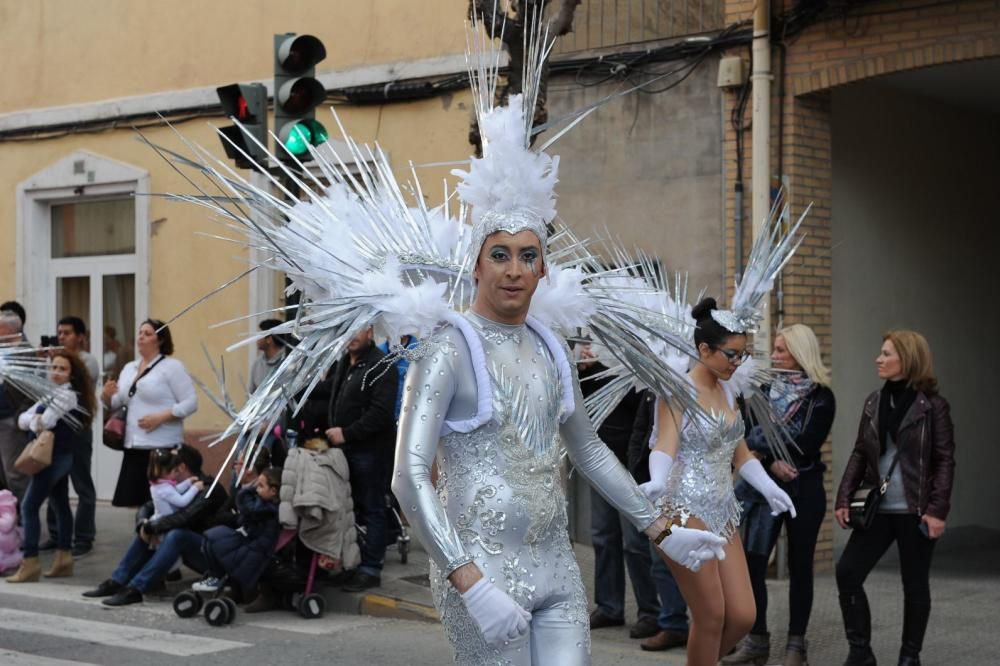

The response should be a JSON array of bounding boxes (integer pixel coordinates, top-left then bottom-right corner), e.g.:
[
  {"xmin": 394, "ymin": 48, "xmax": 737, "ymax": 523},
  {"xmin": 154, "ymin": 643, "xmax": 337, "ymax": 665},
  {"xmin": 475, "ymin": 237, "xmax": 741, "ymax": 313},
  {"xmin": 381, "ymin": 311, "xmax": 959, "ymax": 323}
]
[
  {"xmin": 217, "ymin": 448, "xmax": 271, "ymax": 528},
  {"xmin": 82, "ymin": 445, "xmax": 228, "ymax": 607},
  {"xmin": 193, "ymin": 468, "xmax": 282, "ymax": 595},
  {"xmin": 148, "ymin": 449, "xmax": 203, "ymax": 522}
]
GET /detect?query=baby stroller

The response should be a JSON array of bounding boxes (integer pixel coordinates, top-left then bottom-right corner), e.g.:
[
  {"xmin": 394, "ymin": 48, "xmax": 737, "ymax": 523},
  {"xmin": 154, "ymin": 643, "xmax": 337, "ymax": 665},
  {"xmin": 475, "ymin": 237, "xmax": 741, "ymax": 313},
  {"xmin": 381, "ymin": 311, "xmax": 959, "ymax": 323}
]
[
  {"xmin": 383, "ymin": 492, "xmax": 411, "ymax": 564},
  {"xmin": 172, "ymin": 528, "xmax": 326, "ymax": 625},
  {"xmin": 259, "ymin": 528, "xmax": 329, "ymax": 619}
]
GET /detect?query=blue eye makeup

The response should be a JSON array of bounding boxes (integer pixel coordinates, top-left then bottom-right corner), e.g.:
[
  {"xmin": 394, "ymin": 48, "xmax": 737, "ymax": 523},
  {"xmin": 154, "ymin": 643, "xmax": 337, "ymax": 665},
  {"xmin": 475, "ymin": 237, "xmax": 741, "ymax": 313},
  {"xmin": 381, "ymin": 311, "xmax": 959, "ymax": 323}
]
[{"xmin": 487, "ymin": 247, "xmax": 511, "ymax": 262}]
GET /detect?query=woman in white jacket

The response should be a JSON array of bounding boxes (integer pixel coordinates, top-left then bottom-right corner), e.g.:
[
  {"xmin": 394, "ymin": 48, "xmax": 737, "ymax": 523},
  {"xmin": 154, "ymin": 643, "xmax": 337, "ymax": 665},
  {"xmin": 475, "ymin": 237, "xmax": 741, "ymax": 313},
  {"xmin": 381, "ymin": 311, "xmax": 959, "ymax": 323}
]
[
  {"xmin": 6, "ymin": 350, "xmax": 94, "ymax": 582},
  {"xmin": 101, "ymin": 320, "xmax": 197, "ymax": 507}
]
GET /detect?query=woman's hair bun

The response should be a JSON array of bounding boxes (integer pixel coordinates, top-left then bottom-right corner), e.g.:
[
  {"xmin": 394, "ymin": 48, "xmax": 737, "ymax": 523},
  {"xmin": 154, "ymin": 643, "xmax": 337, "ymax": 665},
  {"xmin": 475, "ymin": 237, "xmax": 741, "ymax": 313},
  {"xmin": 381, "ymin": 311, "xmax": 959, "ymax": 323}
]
[{"xmin": 690, "ymin": 297, "xmax": 718, "ymax": 322}]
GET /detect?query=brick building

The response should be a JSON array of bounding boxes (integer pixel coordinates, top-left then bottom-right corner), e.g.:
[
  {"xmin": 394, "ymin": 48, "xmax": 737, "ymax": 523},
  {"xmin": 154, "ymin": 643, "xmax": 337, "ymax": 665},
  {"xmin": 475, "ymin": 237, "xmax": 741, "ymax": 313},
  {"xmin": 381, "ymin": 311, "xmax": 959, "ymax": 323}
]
[{"xmin": 722, "ymin": 0, "xmax": 1000, "ymax": 565}]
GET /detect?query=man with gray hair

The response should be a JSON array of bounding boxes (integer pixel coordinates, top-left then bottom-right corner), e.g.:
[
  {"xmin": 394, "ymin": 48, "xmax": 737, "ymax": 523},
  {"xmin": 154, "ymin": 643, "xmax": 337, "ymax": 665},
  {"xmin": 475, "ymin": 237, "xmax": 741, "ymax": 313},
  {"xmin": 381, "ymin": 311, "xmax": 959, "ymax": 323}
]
[{"xmin": 0, "ymin": 310, "xmax": 34, "ymax": 502}]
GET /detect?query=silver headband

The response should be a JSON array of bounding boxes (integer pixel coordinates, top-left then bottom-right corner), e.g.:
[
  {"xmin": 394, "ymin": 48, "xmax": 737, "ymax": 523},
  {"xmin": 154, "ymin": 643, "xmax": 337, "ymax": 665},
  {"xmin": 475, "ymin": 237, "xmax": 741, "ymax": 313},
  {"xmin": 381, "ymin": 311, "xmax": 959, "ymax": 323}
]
[
  {"xmin": 710, "ymin": 308, "xmax": 758, "ymax": 334},
  {"xmin": 467, "ymin": 208, "xmax": 549, "ymax": 267}
]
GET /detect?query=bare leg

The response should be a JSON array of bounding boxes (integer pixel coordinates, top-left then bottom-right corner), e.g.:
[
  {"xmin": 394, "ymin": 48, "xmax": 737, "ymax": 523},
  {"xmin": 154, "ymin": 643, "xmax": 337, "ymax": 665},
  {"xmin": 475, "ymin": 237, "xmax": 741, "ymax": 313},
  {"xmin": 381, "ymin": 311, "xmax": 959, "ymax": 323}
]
[
  {"xmin": 715, "ymin": 532, "xmax": 756, "ymax": 657},
  {"xmin": 659, "ymin": 518, "xmax": 755, "ymax": 666}
]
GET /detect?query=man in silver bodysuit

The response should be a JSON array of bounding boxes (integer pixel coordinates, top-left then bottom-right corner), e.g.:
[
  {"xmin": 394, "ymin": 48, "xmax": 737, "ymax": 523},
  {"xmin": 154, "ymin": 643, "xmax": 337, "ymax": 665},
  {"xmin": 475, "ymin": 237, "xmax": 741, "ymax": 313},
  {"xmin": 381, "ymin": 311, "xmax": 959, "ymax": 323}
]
[{"xmin": 392, "ymin": 224, "xmax": 727, "ymax": 666}]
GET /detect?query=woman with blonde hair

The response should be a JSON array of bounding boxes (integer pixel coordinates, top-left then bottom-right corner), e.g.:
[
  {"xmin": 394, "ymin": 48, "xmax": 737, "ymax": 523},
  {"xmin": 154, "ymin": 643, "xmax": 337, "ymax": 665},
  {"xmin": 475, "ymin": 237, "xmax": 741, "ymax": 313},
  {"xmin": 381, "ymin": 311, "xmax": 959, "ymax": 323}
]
[
  {"xmin": 724, "ymin": 323, "xmax": 836, "ymax": 666},
  {"xmin": 834, "ymin": 330, "xmax": 954, "ymax": 666}
]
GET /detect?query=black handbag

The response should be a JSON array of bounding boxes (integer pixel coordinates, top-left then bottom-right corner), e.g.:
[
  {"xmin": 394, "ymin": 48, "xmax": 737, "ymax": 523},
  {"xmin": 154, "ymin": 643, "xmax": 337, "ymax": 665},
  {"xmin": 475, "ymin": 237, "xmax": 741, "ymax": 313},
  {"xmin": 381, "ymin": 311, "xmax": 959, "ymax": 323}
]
[{"xmin": 847, "ymin": 449, "xmax": 901, "ymax": 530}]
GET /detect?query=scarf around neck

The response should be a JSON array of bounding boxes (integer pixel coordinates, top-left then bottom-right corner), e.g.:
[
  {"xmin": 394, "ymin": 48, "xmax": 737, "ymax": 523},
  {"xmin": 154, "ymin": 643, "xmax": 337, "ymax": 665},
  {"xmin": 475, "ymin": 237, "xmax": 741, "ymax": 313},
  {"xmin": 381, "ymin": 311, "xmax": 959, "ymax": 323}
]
[
  {"xmin": 878, "ymin": 379, "xmax": 917, "ymax": 454},
  {"xmin": 769, "ymin": 370, "xmax": 816, "ymax": 423}
]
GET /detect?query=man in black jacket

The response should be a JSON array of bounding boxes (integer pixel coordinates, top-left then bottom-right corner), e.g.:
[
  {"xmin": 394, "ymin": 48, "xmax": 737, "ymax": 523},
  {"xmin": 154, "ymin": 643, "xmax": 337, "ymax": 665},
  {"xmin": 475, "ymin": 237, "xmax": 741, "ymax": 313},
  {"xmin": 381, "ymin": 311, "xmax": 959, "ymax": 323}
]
[
  {"xmin": 325, "ymin": 327, "xmax": 398, "ymax": 592},
  {"xmin": 627, "ymin": 390, "xmax": 690, "ymax": 652},
  {"xmin": 0, "ymin": 311, "xmax": 34, "ymax": 503},
  {"xmin": 82, "ymin": 445, "xmax": 230, "ymax": 607},
  {"xmin": 576, "ymin": 343, "xmax": 661, "ymax": 641}
]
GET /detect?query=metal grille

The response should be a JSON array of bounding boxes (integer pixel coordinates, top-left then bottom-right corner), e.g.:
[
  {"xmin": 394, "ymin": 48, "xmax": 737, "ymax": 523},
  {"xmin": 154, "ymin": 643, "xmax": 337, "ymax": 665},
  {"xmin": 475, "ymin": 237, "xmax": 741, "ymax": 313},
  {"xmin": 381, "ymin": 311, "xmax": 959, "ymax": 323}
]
[{"xmin": 552, "ymin": 0, "xmax": 724, "ymax": 54}]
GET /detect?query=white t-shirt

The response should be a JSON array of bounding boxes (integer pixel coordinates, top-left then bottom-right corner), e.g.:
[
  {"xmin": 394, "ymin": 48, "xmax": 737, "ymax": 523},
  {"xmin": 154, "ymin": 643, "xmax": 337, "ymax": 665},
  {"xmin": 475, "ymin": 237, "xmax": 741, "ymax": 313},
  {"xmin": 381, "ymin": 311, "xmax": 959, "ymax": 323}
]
[
  {"xmin": 110, "ymin": 355, "xmax": 198, "ymax": 449},
  {"xmin": 78, "ymin": 350, "xmax": 99, "ymax": 387}
]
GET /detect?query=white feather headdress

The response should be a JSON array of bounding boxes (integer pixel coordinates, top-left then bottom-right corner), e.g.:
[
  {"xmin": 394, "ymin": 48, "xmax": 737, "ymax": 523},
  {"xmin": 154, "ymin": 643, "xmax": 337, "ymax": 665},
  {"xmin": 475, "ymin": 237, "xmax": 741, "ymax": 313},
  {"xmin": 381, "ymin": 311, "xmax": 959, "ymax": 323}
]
[{"xmin": 451, "ymin": 6, "xmax": 558, "ymax": 266}]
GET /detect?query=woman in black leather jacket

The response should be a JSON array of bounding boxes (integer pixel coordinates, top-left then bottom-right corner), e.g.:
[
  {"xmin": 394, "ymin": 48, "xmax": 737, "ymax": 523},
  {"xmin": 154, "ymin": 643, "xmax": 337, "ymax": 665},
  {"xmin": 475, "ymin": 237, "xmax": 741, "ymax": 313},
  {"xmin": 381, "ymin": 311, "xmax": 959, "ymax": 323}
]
[
  {"xmin": 724, "ymin": 324, "xmax": 835, "ymax": 666},
  {"xmin": 834, "ymin": 330, "xmax": 954, "ymax": 666}
]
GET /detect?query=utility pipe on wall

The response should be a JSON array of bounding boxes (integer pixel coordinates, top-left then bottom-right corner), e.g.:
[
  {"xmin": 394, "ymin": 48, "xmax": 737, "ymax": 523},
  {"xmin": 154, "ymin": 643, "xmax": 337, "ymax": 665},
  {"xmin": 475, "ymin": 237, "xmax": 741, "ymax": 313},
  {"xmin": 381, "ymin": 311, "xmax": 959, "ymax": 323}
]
[{"xmin": 751, "ymin": 0, "xmax": 772, "ymax": 358}]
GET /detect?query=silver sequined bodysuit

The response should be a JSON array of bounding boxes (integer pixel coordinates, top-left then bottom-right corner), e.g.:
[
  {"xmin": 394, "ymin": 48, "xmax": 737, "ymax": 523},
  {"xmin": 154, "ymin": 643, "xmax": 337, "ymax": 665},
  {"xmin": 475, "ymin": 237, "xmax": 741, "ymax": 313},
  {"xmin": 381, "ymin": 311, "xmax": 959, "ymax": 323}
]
[
  {"xmin": 659, "ymin": 379, "xmax": 744, "ymax": 539},
  {"xmin": 393, "ymin": 312, "xmax": 658, "ymax": 666}
]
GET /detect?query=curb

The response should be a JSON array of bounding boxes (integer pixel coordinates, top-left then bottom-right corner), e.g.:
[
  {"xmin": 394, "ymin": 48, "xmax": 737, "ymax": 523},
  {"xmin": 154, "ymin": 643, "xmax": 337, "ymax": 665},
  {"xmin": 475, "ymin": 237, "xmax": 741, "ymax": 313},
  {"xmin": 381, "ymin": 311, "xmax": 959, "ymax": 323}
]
[
  {"xmin": 359, "ymin": 593, "xmax": 439, "ymax": 623},
  {"xmin": 319, "ymin": 585, "xmax": 439, "ymax": 624}
]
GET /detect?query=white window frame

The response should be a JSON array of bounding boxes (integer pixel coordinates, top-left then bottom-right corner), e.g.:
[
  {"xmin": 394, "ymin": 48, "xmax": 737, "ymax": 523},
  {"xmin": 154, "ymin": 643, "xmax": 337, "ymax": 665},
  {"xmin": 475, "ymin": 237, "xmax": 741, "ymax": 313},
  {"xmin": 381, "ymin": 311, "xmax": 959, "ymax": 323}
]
[{"xmin": 16, "ymin": 150, "xmax": 150, "ymax": 342}]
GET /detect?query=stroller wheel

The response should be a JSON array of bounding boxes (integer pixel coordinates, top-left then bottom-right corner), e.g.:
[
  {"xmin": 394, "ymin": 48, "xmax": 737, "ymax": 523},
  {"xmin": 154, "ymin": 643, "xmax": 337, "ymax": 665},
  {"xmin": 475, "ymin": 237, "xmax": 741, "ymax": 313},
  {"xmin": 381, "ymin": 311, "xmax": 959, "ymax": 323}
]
[
  {"xmin": 398, "ymin": 538, "xmax": 409, "ymax": 564},
  {"xmin": 298, "ymin": 593, "xmax": 325, "ymax": 619},
  {"xmin": 173, "ymin": 590, "xmax": 203, "ymax": 618},
  {"xmin": 222, "ymin": 596, "xmax": 237, "ymax": 623},
  {"xmin": 204, "ymin": 598, "xmax": 231, "ymax": 626}
]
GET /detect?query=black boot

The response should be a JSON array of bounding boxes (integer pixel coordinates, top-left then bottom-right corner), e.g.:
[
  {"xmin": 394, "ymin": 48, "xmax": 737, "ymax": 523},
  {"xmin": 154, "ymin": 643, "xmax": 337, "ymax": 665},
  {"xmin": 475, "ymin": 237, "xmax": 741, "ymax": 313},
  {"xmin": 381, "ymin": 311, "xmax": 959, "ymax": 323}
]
[
  {"xmin": 839, "ymin": 592, "xmax": 877, "ymax": 666},
  {"xmin": 898, "ymin": 600, "xmax": 930, "ymax": 666}
]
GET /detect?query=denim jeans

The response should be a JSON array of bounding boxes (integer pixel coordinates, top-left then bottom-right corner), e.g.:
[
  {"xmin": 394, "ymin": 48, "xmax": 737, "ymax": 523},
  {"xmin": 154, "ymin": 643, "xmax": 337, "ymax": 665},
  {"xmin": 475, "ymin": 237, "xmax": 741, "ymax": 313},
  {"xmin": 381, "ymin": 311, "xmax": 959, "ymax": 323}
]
[
  {"xmin": 590, "ymin": 487, "xmax": 660, "ymax": 620},
  {"xmin": 46, "ymin": 429, "xmax": 96, "ymax": 547},
  {"xmin": 21, "ymin": 452, "xmax": 74, "ymax": 557},
  {"xmin": 345, "ymin": 448, "xmax": 387, "ymax": 577},
  {"xmin": 111, "ymin": 528, "xmax": 207, "ymax": 593},
  {"xmin": 649, "ymin": 541, "xmax": 689, "ymax": 633}
]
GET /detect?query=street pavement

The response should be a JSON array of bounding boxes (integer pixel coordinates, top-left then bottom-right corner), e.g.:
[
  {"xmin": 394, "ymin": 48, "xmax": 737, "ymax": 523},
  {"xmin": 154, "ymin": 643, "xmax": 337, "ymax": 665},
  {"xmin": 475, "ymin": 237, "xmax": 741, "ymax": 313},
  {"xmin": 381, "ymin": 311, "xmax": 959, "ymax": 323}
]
[{"xmin": 1, "ymin": 504, "xmax": 997, "ymax": 665}]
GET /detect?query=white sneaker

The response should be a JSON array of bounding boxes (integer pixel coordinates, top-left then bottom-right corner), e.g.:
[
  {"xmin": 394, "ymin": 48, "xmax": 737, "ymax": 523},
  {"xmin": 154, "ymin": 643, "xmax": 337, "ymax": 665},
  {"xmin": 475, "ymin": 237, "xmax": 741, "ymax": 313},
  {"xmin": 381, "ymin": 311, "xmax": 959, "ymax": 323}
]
[{"xmin": 191, "ymin": 576, "xmax": 223, "ymax": 593}]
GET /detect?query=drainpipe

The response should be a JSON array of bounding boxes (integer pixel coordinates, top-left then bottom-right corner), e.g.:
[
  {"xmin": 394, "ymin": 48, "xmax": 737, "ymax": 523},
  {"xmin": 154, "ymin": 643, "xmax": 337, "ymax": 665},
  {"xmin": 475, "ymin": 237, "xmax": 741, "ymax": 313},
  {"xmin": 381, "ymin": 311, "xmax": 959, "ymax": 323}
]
[{"xmin": 751, "ymin": 0, "xmax": 772, "ymax": 359}]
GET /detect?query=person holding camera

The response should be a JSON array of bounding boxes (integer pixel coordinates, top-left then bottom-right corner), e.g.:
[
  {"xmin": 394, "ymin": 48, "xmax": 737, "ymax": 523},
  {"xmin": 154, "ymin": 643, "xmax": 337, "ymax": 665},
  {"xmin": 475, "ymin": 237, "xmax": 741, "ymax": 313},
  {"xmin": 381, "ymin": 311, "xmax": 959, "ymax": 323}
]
[{"xmin": 834, "ymin": 330, "xmax": 955, "ymax": 666}]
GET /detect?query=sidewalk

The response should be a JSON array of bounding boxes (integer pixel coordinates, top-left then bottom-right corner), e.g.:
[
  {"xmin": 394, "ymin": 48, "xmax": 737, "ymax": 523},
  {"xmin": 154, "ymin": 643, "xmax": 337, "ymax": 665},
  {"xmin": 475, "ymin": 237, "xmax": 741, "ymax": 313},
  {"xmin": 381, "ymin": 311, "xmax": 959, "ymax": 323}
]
[{"xmin": 53, "ymin": 505, "xmax": 1000, "ymax": 663}]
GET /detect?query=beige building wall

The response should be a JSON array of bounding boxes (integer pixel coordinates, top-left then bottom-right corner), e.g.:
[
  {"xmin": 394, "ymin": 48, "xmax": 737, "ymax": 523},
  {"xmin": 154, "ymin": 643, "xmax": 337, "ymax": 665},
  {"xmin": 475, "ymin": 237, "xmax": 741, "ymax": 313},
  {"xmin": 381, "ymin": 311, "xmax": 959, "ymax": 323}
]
[
  {"xmin": 2, "ymin": 0, "xmax": 729, "ymax": 498},
  {"xmin": 0, "ymin": 0, "xmax": 468, "ymax": 114},
  {"xmin": 1, "ymin": 1, "xmax": 476, "ymax": 441}
]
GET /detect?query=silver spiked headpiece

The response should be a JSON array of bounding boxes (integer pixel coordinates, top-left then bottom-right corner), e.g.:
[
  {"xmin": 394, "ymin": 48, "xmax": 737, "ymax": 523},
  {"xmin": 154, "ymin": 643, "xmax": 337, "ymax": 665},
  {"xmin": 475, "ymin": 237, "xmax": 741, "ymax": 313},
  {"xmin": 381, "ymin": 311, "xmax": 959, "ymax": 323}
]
[{"xmin": 451, "ymin": 9, "xmax": 558, "ymax": 268}]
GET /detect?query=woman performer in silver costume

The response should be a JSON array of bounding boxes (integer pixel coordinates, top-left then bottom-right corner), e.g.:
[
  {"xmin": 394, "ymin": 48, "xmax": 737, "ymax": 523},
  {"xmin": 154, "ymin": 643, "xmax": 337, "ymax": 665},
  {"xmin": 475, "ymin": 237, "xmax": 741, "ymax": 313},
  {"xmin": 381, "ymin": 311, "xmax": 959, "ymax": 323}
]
[
  {"xmin": 392, "ymin": 221, "xmax": 727, "ymax": 665},
  {"xmin": 641, "ymin": 297, "xmax": 798, "ymax": 666}
]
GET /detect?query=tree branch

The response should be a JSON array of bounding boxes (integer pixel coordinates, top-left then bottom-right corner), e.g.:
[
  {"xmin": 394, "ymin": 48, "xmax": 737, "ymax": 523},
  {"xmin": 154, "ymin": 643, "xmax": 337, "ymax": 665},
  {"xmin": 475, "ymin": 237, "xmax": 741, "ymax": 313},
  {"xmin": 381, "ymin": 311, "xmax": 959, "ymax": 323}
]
[
  {"xmin": 466, "ymin": 0, "xmax": 580, "ymax": 154},
  {"xmin": 548, "ymin": 0, "xmax": 581, "ymax": 36}
]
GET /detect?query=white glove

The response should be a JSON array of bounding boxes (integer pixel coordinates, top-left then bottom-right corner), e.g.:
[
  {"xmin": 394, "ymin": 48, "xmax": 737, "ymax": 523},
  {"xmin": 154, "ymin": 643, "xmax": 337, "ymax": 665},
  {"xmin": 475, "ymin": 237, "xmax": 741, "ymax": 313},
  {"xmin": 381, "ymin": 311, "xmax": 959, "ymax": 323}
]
[
  {"xmin": 739, "ymin": 458, "xmax": 797, "ymax": 518},
  {"xmin": 638, "ymin": 451, "xmax": 673, "ymax": 501},
  {"xmin": 656, "ymin": 525, "xmax": 728, "ymax": 572},
  {"xmin": 461, "ymin": 578, "xmax": 532, "ymax": 646}
]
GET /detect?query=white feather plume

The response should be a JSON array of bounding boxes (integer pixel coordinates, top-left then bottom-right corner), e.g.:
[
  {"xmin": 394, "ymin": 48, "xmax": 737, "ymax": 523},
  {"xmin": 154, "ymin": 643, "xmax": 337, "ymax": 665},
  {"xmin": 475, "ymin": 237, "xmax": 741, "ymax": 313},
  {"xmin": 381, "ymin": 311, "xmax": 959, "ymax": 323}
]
[
  {"xmin": 528, "ymin": 264, "xmax": 594, "ymax": 333},
  {"xmin": 452, "ymin": 97, "xmax": 559, "ymax": 225}
]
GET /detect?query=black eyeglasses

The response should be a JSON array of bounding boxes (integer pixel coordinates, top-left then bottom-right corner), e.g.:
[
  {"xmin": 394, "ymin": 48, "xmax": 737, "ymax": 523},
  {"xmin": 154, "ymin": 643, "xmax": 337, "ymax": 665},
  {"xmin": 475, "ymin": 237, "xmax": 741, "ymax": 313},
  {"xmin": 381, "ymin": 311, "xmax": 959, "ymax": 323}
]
[{"xmin": 714, "ymin": 347, "xmax": 751, "ymax": 363}]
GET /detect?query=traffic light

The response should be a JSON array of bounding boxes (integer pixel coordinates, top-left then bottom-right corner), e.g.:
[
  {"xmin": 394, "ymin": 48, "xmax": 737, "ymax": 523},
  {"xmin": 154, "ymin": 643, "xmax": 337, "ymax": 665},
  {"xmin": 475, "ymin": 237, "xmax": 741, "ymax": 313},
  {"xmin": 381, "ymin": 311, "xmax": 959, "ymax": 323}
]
[
  {"xmin": 216, "ymin": 83, "xmax": 268, "ymax": 170},
  {"xmin": 273, "ymin": 33, "xmax": 328, "ymax": 161}
]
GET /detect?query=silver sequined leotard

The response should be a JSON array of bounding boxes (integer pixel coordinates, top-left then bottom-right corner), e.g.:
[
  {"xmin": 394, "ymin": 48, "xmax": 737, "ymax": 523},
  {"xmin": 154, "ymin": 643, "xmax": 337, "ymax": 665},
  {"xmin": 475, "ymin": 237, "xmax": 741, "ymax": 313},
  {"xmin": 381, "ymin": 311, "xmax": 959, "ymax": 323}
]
[
  {"xmin": 393, "ymin": 312, "xmax": 658, "ymax": 666},
  {"xmin": 659, "ymin": 379, "xmax": 744, "ymax": 539}
]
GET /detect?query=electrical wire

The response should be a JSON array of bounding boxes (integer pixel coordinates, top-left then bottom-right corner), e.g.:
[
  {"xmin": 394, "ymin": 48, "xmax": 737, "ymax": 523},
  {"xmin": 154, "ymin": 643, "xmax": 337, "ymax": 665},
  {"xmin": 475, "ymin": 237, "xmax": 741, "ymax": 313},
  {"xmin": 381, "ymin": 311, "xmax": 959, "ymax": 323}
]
[{"xmin": 2, "ymin": 2, "xmax": 843, "ymax": 143}]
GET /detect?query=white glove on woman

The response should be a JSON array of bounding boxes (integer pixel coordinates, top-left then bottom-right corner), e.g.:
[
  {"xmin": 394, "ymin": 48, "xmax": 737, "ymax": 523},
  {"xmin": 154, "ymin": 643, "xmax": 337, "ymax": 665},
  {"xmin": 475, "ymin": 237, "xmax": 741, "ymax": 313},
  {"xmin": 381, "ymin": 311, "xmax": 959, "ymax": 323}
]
[
  {"xmin": 461, "ymin": 578, "xmax": 532, "ymax": 646},
  {"xmin": 739, "ymin": 458, "xmax": 797, "ymax": 518},
  {"xmin": 638, "ymin": 451, "xmax": 673, "ymax": 501},
  {"xmin": 656, "ymin": 525, "xmax": 728, "ymax": 572}
]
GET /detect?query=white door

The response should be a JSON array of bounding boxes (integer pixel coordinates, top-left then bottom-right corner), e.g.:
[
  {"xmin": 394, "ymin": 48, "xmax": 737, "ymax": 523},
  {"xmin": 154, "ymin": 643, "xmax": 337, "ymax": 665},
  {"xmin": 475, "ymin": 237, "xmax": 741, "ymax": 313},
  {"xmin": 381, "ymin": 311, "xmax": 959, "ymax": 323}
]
[{"xmin": 47, "ymin": 198, "xmax": 140, "ymax": 500}]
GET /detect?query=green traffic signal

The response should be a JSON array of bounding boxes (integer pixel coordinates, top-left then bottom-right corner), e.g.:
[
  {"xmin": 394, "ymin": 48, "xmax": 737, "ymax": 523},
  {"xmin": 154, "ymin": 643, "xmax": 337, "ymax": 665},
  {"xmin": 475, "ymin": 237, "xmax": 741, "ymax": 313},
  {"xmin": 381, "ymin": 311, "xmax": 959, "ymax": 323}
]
[
  {"xmin": 284, "ymin": 123, "xmax": 311, "ymax": 156},
  {"xmin": 281, "ymin": 119, "xmax": 329, "ymax": 156},
  {"xmin": 302, "ymin": 119, "xmax": 329, "ymax": 145},
  {"xmin": 274, "ymin": 33, "xmax": 327, "ymax": 163}
]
